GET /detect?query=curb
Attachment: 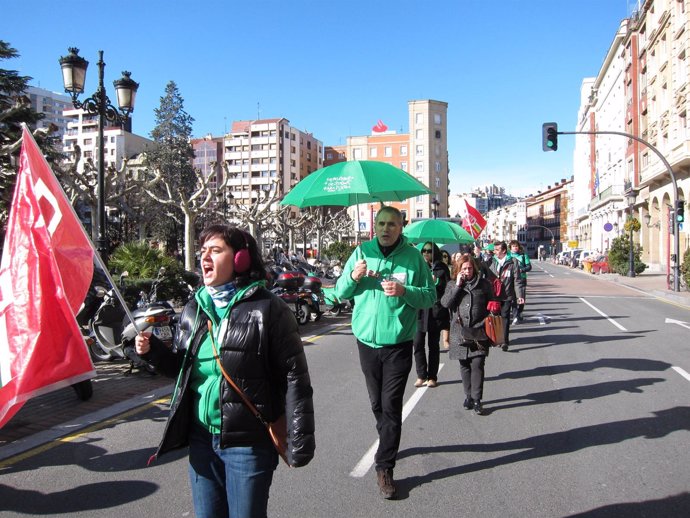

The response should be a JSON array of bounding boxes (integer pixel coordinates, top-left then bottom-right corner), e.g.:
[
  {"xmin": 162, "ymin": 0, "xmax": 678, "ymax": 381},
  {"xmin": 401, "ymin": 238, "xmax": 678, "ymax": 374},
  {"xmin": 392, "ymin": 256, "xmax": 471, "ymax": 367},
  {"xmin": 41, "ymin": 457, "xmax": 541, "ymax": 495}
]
[{"xmin": 0, "ymin": 383, "xmax": 173, "ymax": 463}]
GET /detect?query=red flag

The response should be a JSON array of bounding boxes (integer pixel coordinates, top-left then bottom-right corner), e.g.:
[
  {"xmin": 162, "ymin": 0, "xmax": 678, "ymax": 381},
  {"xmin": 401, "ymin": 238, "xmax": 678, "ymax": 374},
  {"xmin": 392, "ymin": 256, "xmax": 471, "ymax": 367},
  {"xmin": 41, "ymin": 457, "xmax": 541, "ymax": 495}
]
[
  {"xmin": 0, "ymin": 128, "xmax": 95, "ymax": 428},
  {"xmin": 462, "ymin": 200, "xmax": 487, "ymax": 239}
]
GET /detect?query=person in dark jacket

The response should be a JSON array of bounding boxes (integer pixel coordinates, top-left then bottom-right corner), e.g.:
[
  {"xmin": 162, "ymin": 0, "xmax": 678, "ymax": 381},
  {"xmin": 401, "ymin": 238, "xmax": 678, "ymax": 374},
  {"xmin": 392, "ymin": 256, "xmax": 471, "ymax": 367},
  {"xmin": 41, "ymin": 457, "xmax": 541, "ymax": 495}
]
[
  {"xmin": 489, "ymin": 241, "xmax": 526, "ymax": 351},
  {"xmin": 509, "ymin": 239, "xmax": 532, "ymax": 324},
  {"xmin": 413, "ymin": 242, "xmax": 450, "ymax": 388},
  {"xmin": 441, "ymin": 253, "xmax": 500, "ymax": 415},
  {"xmin": 135, "ymin": 224, "xmax": 314, "ymax": 518}
]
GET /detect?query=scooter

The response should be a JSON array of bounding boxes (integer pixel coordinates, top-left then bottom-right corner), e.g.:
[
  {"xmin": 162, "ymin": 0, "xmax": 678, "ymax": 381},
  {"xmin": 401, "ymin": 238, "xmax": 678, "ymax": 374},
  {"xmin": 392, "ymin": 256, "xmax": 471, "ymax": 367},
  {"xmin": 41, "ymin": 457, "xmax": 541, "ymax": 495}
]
[
  {"xmin": 270, "ymin": 271, "xmax": 324, "ymax": 325},
  {"xmin": 88, "ymin": 269, "xmax": 176, "ymax": 373}
]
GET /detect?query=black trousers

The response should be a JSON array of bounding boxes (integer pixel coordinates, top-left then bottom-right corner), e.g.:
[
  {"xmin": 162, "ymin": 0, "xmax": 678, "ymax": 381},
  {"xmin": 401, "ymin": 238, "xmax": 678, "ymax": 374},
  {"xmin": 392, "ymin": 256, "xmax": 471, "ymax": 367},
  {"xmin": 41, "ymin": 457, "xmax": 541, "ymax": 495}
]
[
  {"xmin": 357, "ymin": 340, "xmax": 413, "ymax": 471},
  {"xmin": 459, "ymin": 355, "xmax": 486, "ymax": 401},
  {"xmin": 413, "ymin": 327, "xmax": 441, "ymax": 381},
  {"xmin": 500, "ymin": 299, "xmax": 512, "ymax": 345}
]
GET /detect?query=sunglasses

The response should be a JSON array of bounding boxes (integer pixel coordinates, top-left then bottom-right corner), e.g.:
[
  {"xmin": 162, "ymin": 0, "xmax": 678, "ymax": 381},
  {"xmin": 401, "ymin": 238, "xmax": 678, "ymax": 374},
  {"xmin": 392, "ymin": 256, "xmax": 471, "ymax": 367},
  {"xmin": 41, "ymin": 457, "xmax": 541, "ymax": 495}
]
[{"xmin": 422, "ymin": 248, "xmax": 433, "ymax": 253}]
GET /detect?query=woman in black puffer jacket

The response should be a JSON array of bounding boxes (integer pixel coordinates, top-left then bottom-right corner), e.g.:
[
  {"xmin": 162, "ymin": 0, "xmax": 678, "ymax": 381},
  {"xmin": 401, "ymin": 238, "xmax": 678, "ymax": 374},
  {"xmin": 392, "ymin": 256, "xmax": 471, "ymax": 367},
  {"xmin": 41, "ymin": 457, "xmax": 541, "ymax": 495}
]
[
  {"xmin": 441, "ymin": 253, "xmax": 499, "ymax": 416},
  {"xmin": 136, "ymin": 225, "xmax": 314, "ymax": 518}
]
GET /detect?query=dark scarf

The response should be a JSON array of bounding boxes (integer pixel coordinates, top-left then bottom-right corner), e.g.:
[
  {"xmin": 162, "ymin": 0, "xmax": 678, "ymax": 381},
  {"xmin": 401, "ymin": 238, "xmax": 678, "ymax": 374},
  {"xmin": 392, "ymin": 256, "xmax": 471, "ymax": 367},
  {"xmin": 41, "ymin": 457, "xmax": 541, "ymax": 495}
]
[{"xmin": 377, "ymin": 236, "xmax": 402, "ymax": 257}]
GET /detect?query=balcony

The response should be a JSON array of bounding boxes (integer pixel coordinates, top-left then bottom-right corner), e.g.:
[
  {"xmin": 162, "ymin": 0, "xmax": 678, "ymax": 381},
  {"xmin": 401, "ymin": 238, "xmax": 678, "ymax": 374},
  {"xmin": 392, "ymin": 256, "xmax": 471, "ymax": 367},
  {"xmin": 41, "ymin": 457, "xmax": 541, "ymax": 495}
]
[{"xmin": 589, "ymin": 184, "xmax": 625, "ymax": 211}]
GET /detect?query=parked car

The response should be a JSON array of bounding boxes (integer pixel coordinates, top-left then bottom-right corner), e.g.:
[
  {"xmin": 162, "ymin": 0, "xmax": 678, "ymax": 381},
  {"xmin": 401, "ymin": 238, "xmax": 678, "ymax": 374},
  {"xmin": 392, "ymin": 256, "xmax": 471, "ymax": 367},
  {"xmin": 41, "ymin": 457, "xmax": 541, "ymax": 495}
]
[
  {"xmin": 558, "ymin": 250, "xmax": 572, "ymax": 265},
  {"xmin": 577, "ymin": 250, "xmax": 596, "ymax": 269},
  {"xmin": 591, "ymin": 254, "xmax": 610, "ymax": 274}
]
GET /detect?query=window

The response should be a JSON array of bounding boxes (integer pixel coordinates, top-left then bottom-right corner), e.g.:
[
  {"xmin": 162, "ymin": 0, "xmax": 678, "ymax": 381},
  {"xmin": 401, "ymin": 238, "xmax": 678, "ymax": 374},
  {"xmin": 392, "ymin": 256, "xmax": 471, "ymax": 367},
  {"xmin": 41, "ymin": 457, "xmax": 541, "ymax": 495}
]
[
  {"xmin": 416, "ymin": 145, "xmax": 424, "ymax": 156},
  {"xmin": 83, "ymin": 138, "xmax": 92, "ymax": 145},
  {"xmin": 416, "ymin": 161, "xmax": 424, "ymax": 172},
  {"xmin": 416, "ymin": 210, "xmax": 423, "ymax": 218},
  {"xmin": 384, "ymin": 146, "xmax": 392, "ymax": 157},
  {"xmin": 400, "ymin": 145, "xmax": 407, "ymax": 156},
  {"xmin": 326, "ymin": 152, "xmax": 333, "ymax": 160},
  {"xmin": 400, "ymin": 161, "xmax": 407, "ymax": 171},
  {"xmin": 434, "ymin": 113, "xmax": 442, "ymax": 124},
  {"xmin": 370, "ymin": 147, "xmax": 378, "ymax": 158},
  {"xmin": 415, "ymin": 113, "xmax": 423, "ymax": 125},
  {"xmin": 435, "ymin": 161, "xmax": 441, "ymax": 172},
  {"xmin": 435, "ymin": 130, "xmax": 442, "ymax": 139},
  {"xmin": 435, "ymin": 178, "xmax": 441, "ymax": 188},
  {"xmin": 416, "ymin": 129, "xmax": 423, "ymax": 139},
  {"xmin": 353, "ymin": 148, "xmax": 362, "ymax": 159}
]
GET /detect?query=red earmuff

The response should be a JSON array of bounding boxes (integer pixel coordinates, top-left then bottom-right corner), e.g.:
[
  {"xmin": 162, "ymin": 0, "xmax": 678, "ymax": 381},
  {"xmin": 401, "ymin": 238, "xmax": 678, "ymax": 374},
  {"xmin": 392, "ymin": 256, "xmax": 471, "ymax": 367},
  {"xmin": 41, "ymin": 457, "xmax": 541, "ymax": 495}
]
[{"xmin": 234, "ymin": 231, "xmax": 251, "ymax": 273}]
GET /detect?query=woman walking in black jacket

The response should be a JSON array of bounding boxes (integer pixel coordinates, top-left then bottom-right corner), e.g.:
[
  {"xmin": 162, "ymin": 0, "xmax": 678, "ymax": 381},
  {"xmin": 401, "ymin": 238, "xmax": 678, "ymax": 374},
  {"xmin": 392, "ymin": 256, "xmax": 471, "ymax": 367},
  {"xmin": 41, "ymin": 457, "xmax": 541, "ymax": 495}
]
[
  {"xmin": 136, "ymin": 225, "xmax": 314, "ymax": 518},
  {"xmin": 441, "ymin": 253, "xmax": 499, "ymax": 415},
  {"xmin": 413, "ymin": 242, "xmax": 450, "ymax": 388}
]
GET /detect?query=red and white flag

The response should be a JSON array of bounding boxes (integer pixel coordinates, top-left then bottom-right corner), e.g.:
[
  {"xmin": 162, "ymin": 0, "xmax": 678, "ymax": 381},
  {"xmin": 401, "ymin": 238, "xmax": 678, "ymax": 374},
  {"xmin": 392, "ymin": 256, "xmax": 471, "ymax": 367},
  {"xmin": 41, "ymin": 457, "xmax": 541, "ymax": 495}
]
[
  {"xmin": 462, "ymin": 200, "xmax": 487, "ymax": 239},
  {"xmin": 0, "ymin": 127, "xmax": 95, "ymax": 428}
]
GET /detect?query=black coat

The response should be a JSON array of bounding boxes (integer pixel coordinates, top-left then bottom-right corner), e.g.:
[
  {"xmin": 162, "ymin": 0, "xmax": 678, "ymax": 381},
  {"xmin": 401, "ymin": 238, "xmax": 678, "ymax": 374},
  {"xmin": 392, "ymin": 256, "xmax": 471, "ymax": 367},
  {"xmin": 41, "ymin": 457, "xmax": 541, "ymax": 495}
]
[
  {"xmin": 441, "ymin": 274, "xmax": 494, "ymax": 360},
  {"xmin": 142, "ymin": 285, "xmax": 315, "ymax": 467},
  {"xmin": 417, "ymin": 259, "xmax": 450, "ymax": 332}
]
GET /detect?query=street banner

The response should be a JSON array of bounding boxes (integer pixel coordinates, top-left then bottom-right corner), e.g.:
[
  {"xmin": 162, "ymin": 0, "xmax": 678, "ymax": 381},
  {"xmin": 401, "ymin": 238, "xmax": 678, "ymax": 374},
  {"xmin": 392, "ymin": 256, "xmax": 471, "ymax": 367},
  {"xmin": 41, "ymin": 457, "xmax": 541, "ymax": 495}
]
[
  {"xmin": 463, "ymin": 200, "xmax": 487, "ymax": 239},
  {"xmin": 0, "ymin": 127, "xmax": 95, "ymax": 428}
]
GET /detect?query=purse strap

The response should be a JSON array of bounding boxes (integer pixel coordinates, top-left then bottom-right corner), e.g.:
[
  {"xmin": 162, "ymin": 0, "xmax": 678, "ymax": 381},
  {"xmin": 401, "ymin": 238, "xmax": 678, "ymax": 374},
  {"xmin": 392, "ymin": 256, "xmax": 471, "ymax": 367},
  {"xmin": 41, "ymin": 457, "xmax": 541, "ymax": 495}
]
[{"xmin": 206, "ymin": 320, "xmax": 270, "ymax": 427}]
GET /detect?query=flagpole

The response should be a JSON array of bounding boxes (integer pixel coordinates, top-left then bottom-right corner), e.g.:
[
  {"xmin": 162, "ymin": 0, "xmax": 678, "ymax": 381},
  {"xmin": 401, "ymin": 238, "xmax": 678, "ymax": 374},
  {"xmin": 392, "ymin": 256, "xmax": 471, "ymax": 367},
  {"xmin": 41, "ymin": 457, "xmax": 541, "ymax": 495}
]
[{"xmin": 20, "ymin": 125, "xmax": 140, "ymax": 333}]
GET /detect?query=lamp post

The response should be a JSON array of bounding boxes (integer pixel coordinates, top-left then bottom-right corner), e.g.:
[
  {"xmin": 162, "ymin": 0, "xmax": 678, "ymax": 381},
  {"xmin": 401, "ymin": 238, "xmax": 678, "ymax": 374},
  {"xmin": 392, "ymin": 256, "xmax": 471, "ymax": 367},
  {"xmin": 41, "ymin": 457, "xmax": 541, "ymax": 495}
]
[
  {"xmin": 431, "ymin": 198, "xmax": 439, "ymax": 219},
  {"xmin": 59, "ymin": 48, "xmax": 139, "ymax": 259},
  {"xmin": 626, "ymin": 189, "xmax": 637, "ymax": 278}
]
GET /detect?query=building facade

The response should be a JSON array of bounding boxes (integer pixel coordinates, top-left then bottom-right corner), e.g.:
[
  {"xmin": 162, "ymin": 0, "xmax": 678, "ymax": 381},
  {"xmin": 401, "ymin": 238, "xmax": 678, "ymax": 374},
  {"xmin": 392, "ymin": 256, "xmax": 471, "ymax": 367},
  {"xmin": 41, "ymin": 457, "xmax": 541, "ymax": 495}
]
[
  {"xmin": 223, "ymin": 118, "xmax": 322, "ymax": 209},
  {"xmin": 325, "ymin": 99, "xmax": 448, "ymax": 235},
  {"xmin": 26, "ymin": 86, "xmax": 72, "ymax": 139}
]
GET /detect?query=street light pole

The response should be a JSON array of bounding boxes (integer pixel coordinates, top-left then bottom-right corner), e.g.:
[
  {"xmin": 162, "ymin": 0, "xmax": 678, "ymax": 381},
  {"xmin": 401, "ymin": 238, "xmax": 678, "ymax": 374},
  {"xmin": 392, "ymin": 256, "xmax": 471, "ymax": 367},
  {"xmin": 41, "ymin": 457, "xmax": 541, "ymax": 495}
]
[
  {"xmin": 626, "ymin": 190, "xmax": 637, "ymax": 278},
  {"xmin": 59, "ymin": 48, "xmax": 139, "ymax": 260}
]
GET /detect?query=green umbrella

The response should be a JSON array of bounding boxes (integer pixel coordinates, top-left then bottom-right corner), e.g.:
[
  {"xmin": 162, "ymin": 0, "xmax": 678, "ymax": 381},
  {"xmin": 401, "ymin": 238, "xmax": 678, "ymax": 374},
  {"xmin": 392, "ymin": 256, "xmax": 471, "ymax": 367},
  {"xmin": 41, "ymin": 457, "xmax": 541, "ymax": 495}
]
[
  {"xmin": 403, "ymin": 219, "xmax": 475, "ymax": 244},
  {"xmin": 280, "ymin": 160, "xmax": 433, "ymax": 208}
]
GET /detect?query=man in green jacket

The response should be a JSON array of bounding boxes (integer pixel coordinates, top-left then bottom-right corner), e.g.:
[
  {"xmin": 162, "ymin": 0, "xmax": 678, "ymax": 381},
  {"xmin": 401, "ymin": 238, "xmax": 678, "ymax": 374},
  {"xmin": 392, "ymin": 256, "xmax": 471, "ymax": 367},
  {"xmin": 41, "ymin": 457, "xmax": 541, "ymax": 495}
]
[
  {"xmin": 336, "ymin": 206, "xmax": 435, "ymax": 500},
  {"xmin": 509, "ymin": 239, "xmax": 531, "ymax": 324}
]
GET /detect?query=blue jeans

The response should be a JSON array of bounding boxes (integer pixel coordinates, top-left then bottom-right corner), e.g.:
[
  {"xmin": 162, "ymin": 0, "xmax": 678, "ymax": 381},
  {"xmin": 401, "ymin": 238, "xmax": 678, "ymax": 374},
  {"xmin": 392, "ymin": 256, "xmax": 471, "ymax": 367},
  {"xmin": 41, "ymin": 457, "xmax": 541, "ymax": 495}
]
[{"xmin": 188, "ymin": 424, "xmax": 278, "ymax": 518}]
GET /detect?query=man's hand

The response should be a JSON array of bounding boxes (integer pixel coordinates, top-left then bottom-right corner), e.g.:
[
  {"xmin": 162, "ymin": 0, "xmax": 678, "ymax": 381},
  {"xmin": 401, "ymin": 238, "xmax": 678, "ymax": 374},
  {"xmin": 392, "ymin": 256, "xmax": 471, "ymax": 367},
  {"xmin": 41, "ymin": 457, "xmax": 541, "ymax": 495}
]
[
  {"xmin": 351, "ymin": 259, "xmax": 367, "ymax": 282},
  {"xmin": 135, "ymin": 331, "xmax": 152, "ymax": 355},
  {"xmin": 381, "ymin": 280, "xmax": 405, "ymax": 297}
]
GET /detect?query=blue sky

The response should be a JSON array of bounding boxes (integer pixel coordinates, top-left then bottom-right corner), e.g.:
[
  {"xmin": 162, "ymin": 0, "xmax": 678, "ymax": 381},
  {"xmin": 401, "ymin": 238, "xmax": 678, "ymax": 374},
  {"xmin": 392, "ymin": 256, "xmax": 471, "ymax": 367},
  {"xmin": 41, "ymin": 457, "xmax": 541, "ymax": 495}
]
[{"xmin": 4, "ymin": 0, "xmax": 638, "ymax": 196}]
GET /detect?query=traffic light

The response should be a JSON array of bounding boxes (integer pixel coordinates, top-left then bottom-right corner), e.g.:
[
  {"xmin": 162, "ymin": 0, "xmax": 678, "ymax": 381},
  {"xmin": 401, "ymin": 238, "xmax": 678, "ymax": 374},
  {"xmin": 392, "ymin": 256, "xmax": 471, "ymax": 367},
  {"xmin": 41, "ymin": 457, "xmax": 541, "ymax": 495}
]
[
  {"xmin": 677, "ymin": 200, "xmax": 685, "ymax": 223},
  {"xmin": 542, "ymin": 122, "xmax": 558, "ymax": 152}
]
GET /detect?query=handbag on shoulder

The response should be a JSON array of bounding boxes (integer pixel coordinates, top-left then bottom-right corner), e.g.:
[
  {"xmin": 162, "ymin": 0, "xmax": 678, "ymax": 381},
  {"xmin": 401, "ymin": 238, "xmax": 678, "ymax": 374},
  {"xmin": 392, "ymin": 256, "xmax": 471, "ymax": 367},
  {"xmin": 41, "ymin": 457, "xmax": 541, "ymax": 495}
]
[{"xmin": 484, "ymin": 314, "xmax": 506, "ymax": 346}]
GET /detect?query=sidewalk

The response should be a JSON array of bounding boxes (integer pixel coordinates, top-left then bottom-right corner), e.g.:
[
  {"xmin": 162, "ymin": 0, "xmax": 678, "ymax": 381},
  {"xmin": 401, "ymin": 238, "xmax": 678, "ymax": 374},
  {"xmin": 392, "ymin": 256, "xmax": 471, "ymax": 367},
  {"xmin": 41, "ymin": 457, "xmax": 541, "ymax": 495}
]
[
  {"xmin": 564, "ymin": 264, "xmax": 690, "ymax": 309},
  {"xmin": 0, "ymin": 359, "xmax": 173, "ymax": 461}
]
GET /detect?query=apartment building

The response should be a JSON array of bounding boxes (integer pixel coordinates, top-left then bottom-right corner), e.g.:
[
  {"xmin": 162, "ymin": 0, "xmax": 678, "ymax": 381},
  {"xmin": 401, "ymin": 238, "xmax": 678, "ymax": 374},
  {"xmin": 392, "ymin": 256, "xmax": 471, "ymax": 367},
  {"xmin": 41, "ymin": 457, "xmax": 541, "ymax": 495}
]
[
  {"xmin": 325, "ymin": 99, "xmax": 448, "ymax": 235},
  {"xmin": 573, "ymin": 20, "xmax": 629, "ymax": 255},
  {"xmin": 524, "ymin": 179, "xmax": 571, "ymax": 258},
  {"xmin": 62, "ymin": 107, "xmax": 152, "ymax": 174},
  {"xmin": 26, "ymin": 86, "xmax": 72, "ymax": 139},
  {"xmin": 223, "ymin": 118, "xmax": 322, "ymax": 209},
  {"xmin": 575, "ymin": 0, "xmax": 690, "ymax": 271}
]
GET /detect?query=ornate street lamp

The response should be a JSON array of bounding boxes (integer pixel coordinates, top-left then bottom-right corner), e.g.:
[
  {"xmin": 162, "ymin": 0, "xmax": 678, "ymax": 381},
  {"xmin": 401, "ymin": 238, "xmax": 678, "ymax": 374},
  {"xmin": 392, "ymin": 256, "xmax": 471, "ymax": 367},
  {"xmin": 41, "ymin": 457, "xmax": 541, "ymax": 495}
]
[
  {"xmin": 59, "ymin": 47, "xmax": 139, "ymax": 259},
  {"xmin": 626, "ymin": 189, "xmax": 637, "ymax": 278}
]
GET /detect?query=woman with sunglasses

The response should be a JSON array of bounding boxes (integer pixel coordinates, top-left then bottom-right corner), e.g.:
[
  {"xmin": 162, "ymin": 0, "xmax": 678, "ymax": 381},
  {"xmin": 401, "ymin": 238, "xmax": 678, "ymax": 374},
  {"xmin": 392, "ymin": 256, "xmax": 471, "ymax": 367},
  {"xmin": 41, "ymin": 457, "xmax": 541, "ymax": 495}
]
[{"xmin": 413, "ymin": 242, "xmax": 450, "ymax": 388}]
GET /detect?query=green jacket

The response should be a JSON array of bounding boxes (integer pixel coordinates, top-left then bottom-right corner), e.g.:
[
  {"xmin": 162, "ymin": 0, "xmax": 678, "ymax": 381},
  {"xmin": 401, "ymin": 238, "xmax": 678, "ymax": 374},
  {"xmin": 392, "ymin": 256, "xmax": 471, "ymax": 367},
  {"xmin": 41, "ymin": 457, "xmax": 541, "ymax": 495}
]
[
  {"xmin": 336, "ymin": 236, "xmax": 435, "ymax": 348},
  {"xmin": 509, "ymin": 251, "xmax": 532, "ymax": 280}
]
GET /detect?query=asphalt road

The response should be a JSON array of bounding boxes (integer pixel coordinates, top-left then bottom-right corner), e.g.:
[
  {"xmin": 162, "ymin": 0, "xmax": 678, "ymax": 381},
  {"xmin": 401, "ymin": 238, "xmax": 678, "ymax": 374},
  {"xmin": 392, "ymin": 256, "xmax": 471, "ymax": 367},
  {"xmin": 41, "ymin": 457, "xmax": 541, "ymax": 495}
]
[{"xmin": 1, "ymin": 264, "xmax": 689, "ymax": 517}]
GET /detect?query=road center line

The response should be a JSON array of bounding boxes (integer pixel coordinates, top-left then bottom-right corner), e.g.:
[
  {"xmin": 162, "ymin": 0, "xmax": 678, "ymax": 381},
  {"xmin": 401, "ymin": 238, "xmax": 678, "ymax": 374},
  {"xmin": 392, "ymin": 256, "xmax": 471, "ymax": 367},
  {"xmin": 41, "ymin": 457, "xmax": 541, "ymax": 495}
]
[
  {"xmin": 349, "ymin": 363, "xmax": 445, "ymax": 478},
  {"xmin": 579, "ymin": 297, "xmax": 628, "ymax": 331}
]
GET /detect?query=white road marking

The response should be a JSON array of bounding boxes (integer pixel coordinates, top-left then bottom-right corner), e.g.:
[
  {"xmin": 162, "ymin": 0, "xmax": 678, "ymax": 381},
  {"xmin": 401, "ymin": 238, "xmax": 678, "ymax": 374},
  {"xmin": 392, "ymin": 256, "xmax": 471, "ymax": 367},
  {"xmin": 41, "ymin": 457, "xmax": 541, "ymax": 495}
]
[
  {"xmin": 672, "ymin": 366, "xmax": 690, "ymax": 382},
  {"xmin": 579, "ymin": 297, "xmax": 628, "ymax": 331},
  {"xmin": 349, "ymin": 363, "xmax": 445, "ymax": 478},
  {"xmin": 665, "ymin": 318, "xmax": 690, "ymax": 330}
]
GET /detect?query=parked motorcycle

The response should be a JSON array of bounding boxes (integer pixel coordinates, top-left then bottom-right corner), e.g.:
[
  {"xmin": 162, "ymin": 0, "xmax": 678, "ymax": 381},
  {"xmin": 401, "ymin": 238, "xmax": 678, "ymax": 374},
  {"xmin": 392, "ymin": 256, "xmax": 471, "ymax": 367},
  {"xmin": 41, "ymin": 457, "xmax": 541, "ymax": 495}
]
[
  {"xmin": 271, "ymin": 271, "xmax": 325, "ymax": 325},
  {"xmin": 88, "ymin": 269, "xmax": 176, "ymax": 373}
]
